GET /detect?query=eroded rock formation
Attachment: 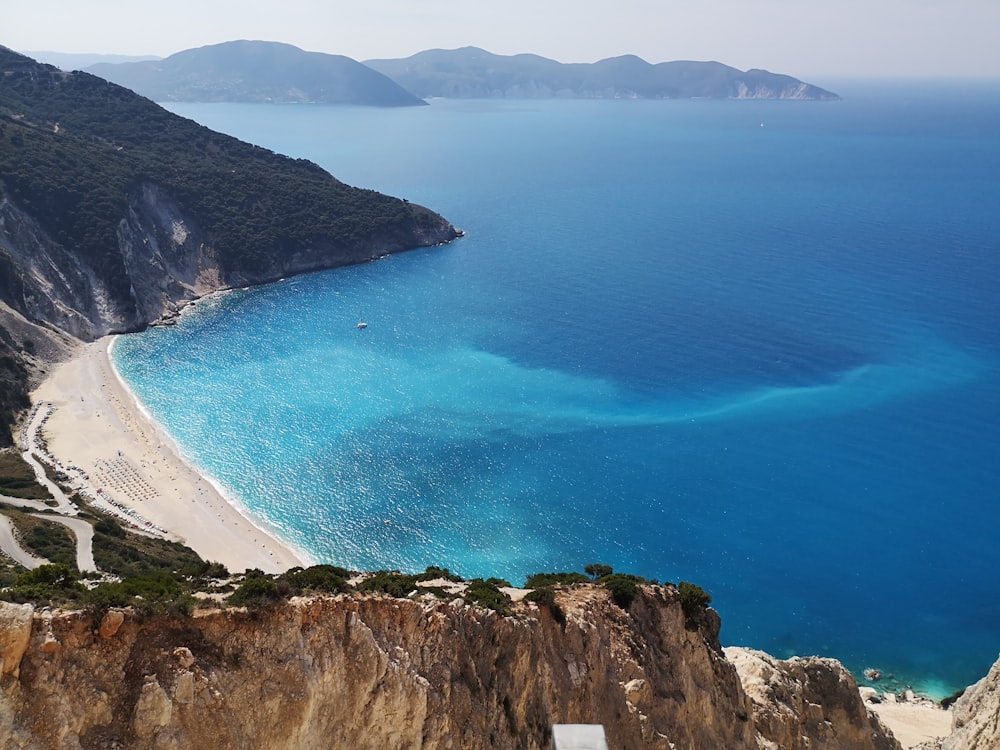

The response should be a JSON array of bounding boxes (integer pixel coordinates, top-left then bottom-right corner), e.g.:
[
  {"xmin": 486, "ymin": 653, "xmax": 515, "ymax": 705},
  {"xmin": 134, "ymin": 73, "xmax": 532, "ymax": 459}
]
[
  {"xmin": 927, "ymin": 655, "xmax": 1000, "ymax": 750},
  {"xmin": 727, "ymin": 646, "xmax": 900, "ymax": 750},
  {"xmin": 0, "ymin": 585, "xmax": 898, "ymax": 749}
]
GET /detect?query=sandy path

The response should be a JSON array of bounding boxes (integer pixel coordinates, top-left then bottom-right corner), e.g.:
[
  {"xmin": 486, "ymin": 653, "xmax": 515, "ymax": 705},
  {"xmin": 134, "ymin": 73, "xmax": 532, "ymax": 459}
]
[{"xmin": 31, "ymin": 338, "xmax": 307, "ymax": 575}]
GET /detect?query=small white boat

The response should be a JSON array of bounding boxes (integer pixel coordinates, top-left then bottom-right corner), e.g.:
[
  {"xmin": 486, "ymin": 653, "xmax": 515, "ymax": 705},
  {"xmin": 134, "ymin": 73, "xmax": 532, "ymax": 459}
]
[{"xmin": 356, "ymin": 321, "xmax": 368, "ymax": 329}]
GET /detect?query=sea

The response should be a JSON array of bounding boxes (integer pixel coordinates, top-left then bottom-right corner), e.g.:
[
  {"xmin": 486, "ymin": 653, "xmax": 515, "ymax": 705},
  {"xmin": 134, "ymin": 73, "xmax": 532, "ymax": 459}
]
[{"xmin": 112, "ymin": 80, "xmax": 1000, "ymax": 697}]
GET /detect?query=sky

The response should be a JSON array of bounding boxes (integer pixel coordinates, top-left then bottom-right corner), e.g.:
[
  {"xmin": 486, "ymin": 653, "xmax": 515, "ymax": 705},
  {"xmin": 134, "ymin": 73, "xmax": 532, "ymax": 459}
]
[{"xmin": 6, "ymin": 0, "xmax": 1000, "ymax": 80}]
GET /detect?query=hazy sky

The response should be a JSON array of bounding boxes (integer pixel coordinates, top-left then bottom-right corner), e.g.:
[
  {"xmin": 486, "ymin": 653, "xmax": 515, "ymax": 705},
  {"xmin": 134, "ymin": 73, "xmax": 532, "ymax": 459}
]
[{"xmin": 7, "ymin": 0, "xmax": 1000, "ymax": 79}]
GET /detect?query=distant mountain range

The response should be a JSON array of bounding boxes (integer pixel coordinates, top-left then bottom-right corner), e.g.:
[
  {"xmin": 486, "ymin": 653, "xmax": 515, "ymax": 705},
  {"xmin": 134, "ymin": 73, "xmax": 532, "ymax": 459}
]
[
  {"xmin": 85, "ymin": 41, "xmax": 426, "ymax": 106},
  {"xmin": 366, "ymin": 47, "xmax": 839, "ymax": 101},
  {"xmin": 71, "ymin": 40, "xmax": 838, "ymax": 105},
  {"xmin": 23, "ymin": 51, "xmax": 161, "ymax": 69}
]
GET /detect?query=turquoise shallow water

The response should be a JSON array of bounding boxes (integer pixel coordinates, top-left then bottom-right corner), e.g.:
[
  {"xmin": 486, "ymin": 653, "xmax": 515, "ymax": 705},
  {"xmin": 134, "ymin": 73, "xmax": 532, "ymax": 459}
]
[{"xmin": 114, "ymin": 81, "xmax": 1000, "ymax": 696}]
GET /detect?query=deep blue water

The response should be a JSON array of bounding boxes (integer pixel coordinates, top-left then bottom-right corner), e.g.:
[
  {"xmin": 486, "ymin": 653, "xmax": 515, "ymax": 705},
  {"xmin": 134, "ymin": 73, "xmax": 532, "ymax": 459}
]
[{"xmin": 114, "ymin": 81, "xmax": 1000, "ymax": 696}]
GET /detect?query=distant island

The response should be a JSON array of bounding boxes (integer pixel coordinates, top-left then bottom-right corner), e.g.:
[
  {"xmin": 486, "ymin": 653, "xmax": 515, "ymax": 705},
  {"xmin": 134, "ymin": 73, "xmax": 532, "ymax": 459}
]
[
  {"xmin": 85, "ymin": 40, "xmax": 427, "ymax": 107},
  {"xmin": 70, "ymin": 40, "xmax": 838, "ymax": 104},
  {"xmin": 365, "ymin": 46, "xmax": 840, "ymax": 101}
]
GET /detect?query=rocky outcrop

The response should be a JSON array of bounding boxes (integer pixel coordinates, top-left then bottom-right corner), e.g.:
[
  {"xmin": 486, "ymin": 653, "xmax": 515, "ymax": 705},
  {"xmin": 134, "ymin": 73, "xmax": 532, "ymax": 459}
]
[
  {"xmin": 726, "ymin": 647, "xmax": 900, "ymax": 750},
  {"xmin": 116, "ymin": 183, "xmax": 223, "ymax": 329},
  {"xmin": 0, "ymin": 192, "xmax": 128, "ymax": 341},
  {"xmin": 0, "ymin": 602, "xmax": 33, "ymax": 678},
  {"xmin": 0, "ymin": 586, "xmax": 903, "ymax": 749},
  {"xmin": 931, "ymin": 655, "xmax": 1000, "ymax": 750}
]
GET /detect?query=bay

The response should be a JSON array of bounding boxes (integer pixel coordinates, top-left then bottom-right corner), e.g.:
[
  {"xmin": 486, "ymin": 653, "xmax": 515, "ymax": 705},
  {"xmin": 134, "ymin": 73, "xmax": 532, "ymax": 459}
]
[{"xmin": 114, "ymin": 81, "xmax": 1000, "ymax": 695}]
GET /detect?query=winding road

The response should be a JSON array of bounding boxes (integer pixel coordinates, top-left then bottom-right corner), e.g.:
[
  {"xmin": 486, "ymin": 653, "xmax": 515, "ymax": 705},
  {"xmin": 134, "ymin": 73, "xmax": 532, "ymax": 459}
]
[
  {"xmin": 0, "ymin": 404, "xmax": 98, "ymax": 573},
  {"xmin": 0, "ymin": 513, "xmax": 46, "ymax": 569}
]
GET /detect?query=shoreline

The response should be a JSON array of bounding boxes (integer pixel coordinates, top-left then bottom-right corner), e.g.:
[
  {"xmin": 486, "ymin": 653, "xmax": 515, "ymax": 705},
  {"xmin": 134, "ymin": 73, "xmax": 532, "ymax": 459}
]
[
  {"xmin": 31, "ymin": 336, "xmax": 308, "ymax": 574},
  {"xmin": 862, "ymin": 691, "xmax": 952, "ymax": 749}
]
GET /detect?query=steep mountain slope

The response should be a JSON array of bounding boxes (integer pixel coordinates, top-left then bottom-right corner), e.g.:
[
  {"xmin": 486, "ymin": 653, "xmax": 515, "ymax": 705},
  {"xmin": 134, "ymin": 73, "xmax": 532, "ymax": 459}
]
[
  {"xmin": 0, "ymin": 46, "xmax": 459, "ymax": 443},
  {"xmin": 365, "ymin": 46, "xmax": 841, "ymax": 100},
  {"xmin": 85, "ymin": 40, "xmax": 426, "ymax": 106}
]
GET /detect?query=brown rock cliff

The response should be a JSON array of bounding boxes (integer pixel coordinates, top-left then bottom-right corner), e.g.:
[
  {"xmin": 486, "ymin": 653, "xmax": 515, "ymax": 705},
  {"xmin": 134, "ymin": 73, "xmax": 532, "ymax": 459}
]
[{"xmin": 0, "ymin": 586, "xmax": 898, "ymax": 749}]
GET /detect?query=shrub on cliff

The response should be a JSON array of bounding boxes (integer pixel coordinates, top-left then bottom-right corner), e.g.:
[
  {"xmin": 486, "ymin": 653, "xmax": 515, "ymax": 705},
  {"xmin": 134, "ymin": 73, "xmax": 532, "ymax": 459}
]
[
  {"xmin": 85, "ymin": 572, "xmax": 193, "ymax": 614},
  {"xmin": 281, "ymin": 564, "xmax": 353, "ymax": 595},
  {"xmin": 3, "ymin": 563, "xmax": 85, "ymax": 605},
  {"xmin": 228, "ymin": 569, "xmax": 286, "ymax": 607},
  {"xmin": 462, "ymin": 578, "xmax": 512, "ymax": 615},
  {"xmin": 678, "ymin": 580, "xmax": 712, "ymax": 629},
  {"xmin": 359, "ymin": 570, "xmax": 418, "ymax": 598},
  {"xmin": 415, "ymin": 565, "xmax": 464, "ymax": 583},
  {"xmin": 92, "ymin": 521, "xmax": 216, "ymax": 580},
  {"xmin": 585, "ymin": 563, "xmax": 614, "ymax": 580},
  {"xmin": 601, "ymin": 573, "xmax": 644, "ymax": 609}
]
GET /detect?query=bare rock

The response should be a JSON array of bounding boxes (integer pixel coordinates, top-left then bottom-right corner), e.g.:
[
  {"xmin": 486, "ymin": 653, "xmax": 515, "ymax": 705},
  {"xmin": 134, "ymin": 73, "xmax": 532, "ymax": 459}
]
[
  {"xmin": 942, "ymin": 654, "xmax": 1000, "ymax": 750},
  {"xmin": 99, "ymin": 609, "xmax": 126, "ymax": 640},
  {"xmin": 172, "ymin": 647, "xmax": 195, "ymax": 669},
  {"xmin": 725, "ymin": 646, "xmax": 901, "ymax": 750},
  {"xmin": 0, "ymin": 588, "xmax": 948, "ymax": 749},
  {"xmin": 0, "ymin": 602, "xmax": 34, "ymax": 678}
]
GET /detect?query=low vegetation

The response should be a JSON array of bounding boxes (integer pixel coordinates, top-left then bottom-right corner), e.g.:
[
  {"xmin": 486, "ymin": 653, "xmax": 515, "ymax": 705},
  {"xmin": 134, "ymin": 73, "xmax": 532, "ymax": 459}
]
[
  {"xmin": 601, "ymin": 573, "xmax": 644, "ymax": 609},
  {"xmin": 678, "ymin": 581, "xmax": 712, "ymax": 630},
  {"xmin": 0, "ymin": 511, "xmax": 227, "ymax": 612},
  {"xmin": 0, "ymin": 519, "xmax": 714, "ymax": 632},
  {"xmin": 0, "ymin": 557, "xmax": 23, "ymax": 589},
  {"xmin": 3, "ymin": 510, "xmax": 76, "ymax": 567},
  {"xmin": 282, "ymin": 564, "xmax": 352, "ymax": 595},
  {"xmin": 4, "ymin": 564, "xmax": 86, "ymax": 605},
  {"xmin": 0, "ymin": 451, "xmax": 50, "ymax": 499},
  {"xmin": 90, "ymin": 518, "xmax": 219, "ymax": 580},
  {"xmin": 461, "ymin": 578, "xmax": 512, "ymax": 615},
  {"xmin": 525, "ymin": 564, "xmax": 653, "ymax": 611},
  {"xmin": 414, "ymin": 565, "xmax": 464, "ymax": 583},
  {"xmin": 228, "ymin": 564, "xmax": 355, "ymax": 607},
  {"xmin": 358, "ymin": 570, "xmax": 418, "ymax": 598}
]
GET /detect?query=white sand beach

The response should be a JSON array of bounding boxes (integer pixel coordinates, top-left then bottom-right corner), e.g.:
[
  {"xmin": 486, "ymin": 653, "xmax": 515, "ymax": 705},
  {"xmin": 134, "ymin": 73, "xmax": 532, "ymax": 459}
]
[
  {"xmin": 31, "ymin": 337, "xmax": 307, "ymax": 574},
  {"xmin": 868, "ymin": 698, "xmax": 952, "ymax": 749}
]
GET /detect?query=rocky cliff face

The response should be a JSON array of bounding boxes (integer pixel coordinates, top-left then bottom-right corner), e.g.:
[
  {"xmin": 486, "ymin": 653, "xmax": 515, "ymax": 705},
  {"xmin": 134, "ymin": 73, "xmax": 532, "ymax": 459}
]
[
  {"xmin": 727, "ymin": 647, "xmax": 900, "ymax": 750},
  {"xmin": 1, "ymin": 180, "xmax": 458, "ymax": 343},
  {"xmin": 0, "ymin": 191, "xmax": 126, "ymax": 341},
  {"xmin": 922, "ymin": 655, "xmax": 1000, "ymax": 750},
  {"xmin": 0, "ymin": 586, "xmax": 897, "ymax": 750}
]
